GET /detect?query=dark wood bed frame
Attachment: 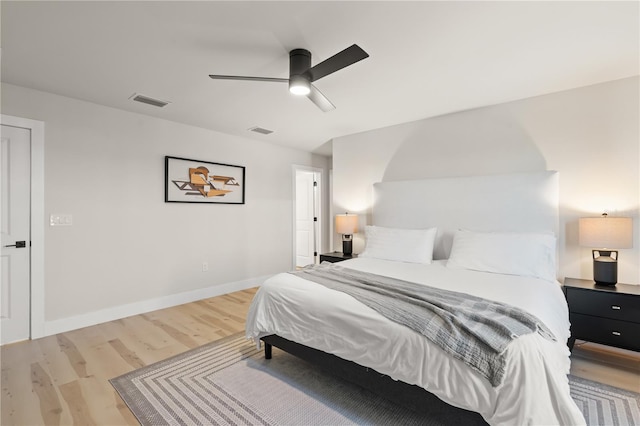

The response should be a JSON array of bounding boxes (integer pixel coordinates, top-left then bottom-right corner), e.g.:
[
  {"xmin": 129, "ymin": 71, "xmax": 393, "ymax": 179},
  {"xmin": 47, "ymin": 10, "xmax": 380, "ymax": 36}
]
[{"xmin": 261, "ymin": 334, "xmax": 487, "ymax": 423}]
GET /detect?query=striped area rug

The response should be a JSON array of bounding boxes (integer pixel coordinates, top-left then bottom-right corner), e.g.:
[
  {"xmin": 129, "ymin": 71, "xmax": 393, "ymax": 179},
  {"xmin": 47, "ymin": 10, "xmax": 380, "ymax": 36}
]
[
  {"xmin": 111, "ymin": 333, "xmax": 640, "ymax": 426},
  {"xmin": 570, "ymin": 375, "xmax": 640, "ymax": 426}
]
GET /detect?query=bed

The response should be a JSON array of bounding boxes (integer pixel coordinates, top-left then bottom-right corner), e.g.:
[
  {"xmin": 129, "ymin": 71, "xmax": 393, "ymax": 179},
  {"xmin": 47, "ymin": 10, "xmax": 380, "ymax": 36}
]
[{"xmin": 246, "ymin": 171, "xmax": 586, "ymax": 426}]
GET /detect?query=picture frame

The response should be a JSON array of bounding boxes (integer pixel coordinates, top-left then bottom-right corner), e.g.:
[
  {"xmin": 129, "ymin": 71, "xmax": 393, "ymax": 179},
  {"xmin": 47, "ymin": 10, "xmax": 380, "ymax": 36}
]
[{"xmin": 165, "ymin": 156, "xmax": 245, "ymax": 204}]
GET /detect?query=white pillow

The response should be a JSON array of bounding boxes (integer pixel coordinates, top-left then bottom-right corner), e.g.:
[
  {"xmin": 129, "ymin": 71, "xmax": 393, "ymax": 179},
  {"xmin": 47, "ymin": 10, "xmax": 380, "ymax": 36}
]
[
  {"xmin": 359, "ymin": 225, "xmax": 437, "ymax": 264},
  {"xmin": 446, "ymin": 229, "xmax": 557, "ymax": 282}
]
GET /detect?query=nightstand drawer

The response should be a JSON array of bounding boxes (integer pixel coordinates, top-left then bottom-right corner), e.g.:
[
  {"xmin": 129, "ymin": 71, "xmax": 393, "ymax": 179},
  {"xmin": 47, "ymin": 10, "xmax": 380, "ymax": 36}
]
[
  {"xmin": 566, "ymin": 288, "xmax": 640, "ymax": 323},
  {"xmin": 319, "ymin": 256, "xmax": 344, "ymax": 263},
  {"xmin": 570, "ymin": 313, "xmax": 640, "ymax": 352},
  {"xmin": 319, "ymin": 253, "xmax": 357, "ymax": 263}
]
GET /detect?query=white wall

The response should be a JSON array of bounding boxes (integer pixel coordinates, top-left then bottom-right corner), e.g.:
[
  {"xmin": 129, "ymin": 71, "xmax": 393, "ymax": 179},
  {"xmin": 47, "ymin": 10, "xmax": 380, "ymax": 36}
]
[
  {"xmin": 333, "ymin": 77, "xmax": 639, "ymax": 285},
  {"xmin": 1, "ymin": 83, "xmax": 330, "ymax": 332}
]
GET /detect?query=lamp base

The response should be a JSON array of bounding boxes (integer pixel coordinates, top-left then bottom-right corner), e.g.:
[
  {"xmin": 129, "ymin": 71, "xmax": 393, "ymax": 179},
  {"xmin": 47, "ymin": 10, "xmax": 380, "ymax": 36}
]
[
  {"xmin": 593, "ymin": 250, "xmax": 618, "ymax": 286},
  {"xmin": 342, "ymin": 235, "xmax": 353, "ymax": 256}
]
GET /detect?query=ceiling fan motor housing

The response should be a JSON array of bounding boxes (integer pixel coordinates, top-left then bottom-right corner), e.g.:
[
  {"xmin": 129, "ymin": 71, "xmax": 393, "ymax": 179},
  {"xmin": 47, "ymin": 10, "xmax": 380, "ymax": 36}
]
[
  {"xmin": 289, "ymin": 49, "xmax": 312, "ymax": 94},
  {"xmin": 289, "ymin": 49, "xmax": 311, "ymax": 78}
]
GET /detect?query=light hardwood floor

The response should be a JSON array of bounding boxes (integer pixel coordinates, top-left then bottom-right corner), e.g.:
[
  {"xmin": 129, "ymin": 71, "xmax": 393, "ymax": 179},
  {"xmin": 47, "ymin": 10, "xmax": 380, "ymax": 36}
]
[
  {"xmin": 1, "ymin": 288, "xmax": 257, "ymax": 426},
  {"xmin": 569, "ymin": 341, "xmax": 640, "ymax": 393},
  {"xmin": 2, "ymin": 287, "xmax": 639, "ymax": 425}
]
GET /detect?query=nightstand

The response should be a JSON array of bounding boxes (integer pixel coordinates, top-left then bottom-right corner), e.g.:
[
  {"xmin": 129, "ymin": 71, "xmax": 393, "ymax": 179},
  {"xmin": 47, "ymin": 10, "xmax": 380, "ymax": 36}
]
[
  {"xmin": 319, "ymin": 252, "xmax": 358, "ymax": 263},
  {"xmin": 563, "ymin": 277, "xmax": 640, "ymax": 352}
]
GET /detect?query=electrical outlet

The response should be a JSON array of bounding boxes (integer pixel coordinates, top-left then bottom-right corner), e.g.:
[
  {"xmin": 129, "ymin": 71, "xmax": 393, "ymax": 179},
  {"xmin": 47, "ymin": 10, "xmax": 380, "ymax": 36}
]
[{"xmin": 202, "ymin": 262, "xmax": 208, "ymax": 272}]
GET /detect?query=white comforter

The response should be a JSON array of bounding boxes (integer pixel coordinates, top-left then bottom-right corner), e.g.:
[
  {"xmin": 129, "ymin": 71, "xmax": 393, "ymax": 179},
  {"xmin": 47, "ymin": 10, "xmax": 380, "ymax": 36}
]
[{"xmin": 246, "ymin": 258, "xmax": 585, "ymax": 426}]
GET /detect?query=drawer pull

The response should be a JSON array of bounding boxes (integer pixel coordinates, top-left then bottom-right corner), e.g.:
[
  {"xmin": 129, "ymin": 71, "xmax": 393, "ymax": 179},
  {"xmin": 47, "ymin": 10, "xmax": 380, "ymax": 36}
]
[
  {"xmin": 611, "ymin": 305, "xmax": 621, "ymax": 310},
  {"xmin": 612, "ymin": 331, "xmax": 621, "ymax": 336}
]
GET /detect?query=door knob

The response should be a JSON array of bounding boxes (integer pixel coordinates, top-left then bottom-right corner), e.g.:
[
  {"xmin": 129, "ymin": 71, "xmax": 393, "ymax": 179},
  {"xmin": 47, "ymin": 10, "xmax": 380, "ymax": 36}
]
[{"xmin": 3, "ymin": 241, "xmax": 26, "ymax": 248}]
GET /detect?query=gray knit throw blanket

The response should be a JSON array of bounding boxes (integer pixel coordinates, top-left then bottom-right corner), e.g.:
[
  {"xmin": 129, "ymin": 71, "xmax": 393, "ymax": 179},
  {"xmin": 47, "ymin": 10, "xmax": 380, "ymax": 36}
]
[{"xmin": 290, "ymin": 263, "xmax": 556, "ymax": 387}]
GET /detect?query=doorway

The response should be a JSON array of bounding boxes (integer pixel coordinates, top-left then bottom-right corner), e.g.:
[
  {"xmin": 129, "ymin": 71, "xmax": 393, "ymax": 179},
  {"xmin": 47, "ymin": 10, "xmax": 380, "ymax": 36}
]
[
  {"xmin": 293, "ymin": 166, "xmax": 322, "ymax": 268},
  {"xmin": 0, "ymin": 115, "xmax": 45, "ymax": 344}
]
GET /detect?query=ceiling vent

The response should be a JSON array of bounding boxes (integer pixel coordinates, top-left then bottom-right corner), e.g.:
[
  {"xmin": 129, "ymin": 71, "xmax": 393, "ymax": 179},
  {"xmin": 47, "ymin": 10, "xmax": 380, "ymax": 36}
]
[
  {"xmin": 129, "ymin": 93, "xmax": 170, "ymax": 108},
  {"xmin": 248, "ymin": 126, "xmax": 274, "ymax": 135}
]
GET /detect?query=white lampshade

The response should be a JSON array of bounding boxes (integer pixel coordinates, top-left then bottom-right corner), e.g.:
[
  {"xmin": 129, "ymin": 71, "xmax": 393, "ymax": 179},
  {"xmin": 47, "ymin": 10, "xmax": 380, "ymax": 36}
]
[
  {"xmin": 335, "ymin": 214, "xmax": 358, "ymax": 235},
  {"xmin": 579, "ymin": 216, "xmax": 633, "ymax": 249}
]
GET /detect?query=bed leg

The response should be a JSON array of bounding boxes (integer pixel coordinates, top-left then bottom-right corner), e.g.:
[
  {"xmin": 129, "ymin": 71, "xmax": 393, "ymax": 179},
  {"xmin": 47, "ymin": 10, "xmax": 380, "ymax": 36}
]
[{"xmin": 264, "ymin": 343, "xmax": 272, "ymax": 359}]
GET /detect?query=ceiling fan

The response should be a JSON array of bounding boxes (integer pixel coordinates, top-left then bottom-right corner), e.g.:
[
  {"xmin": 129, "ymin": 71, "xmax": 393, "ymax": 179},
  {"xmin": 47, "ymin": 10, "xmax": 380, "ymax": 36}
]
[{"xmin": 209, "ymin": 44, "xmax": 369, "ymax": 112}]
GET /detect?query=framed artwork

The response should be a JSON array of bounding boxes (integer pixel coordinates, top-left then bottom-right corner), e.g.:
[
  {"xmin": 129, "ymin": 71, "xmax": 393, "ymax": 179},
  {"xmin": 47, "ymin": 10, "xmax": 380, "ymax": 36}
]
[{"xmin": 165, "ymin": 156, "xmax": 245, "ymax": 204}]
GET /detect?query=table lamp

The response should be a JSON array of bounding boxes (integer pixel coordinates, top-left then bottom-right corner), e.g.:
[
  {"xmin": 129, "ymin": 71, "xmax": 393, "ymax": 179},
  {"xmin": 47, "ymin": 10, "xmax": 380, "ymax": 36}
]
[
  {"xmin": 335, "ymin": 213, "xmax": 358, "ymax": 256},
  {"xmin": 579, "ymin": 213, "xmax": 632, "ymax": 286}
]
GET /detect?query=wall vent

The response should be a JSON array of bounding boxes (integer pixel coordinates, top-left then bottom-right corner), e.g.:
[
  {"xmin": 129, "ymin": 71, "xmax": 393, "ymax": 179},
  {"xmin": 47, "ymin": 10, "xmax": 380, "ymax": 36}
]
[
  {"xmin": 129, "ymin": 93, "xmax": 170, "ymax": 108},
  {"xmin": 248, "ymin": 126, "xmax": 274, "ymax": 135}
]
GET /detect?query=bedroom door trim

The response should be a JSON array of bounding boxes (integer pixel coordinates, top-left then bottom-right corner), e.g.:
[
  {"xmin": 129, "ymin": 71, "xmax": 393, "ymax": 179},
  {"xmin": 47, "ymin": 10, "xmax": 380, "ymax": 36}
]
[
  {"xmin": 292, "ymin": 165, "xmax": 323, "ymax": 269},
  {"xmin": 1, "ymin": 115, "xmax": 45, "ymax": 341}
]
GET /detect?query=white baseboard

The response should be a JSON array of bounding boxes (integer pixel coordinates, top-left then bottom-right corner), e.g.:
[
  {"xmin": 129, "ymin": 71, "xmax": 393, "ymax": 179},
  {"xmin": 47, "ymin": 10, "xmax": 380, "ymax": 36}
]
[{"xmin": 43, "ymin": 276, "xmax": 269, "ymax": 337}]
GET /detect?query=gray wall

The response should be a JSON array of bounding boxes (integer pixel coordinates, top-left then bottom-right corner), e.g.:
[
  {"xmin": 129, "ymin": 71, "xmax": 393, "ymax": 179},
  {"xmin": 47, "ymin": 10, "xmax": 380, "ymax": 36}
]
[
  {"xmin": 2, "ymin": 83, "xmax": 330, "ymax": 330},
  {"xmin": 333, "ymin": 77, "xmax": 639, "ymax": 284}
]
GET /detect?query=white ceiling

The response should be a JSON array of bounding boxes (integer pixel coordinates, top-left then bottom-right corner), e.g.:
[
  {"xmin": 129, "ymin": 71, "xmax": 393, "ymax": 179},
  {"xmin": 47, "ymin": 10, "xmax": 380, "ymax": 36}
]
[{"xmin": 2, "ymin": 1, "xmax": 638, "ymax": 156}]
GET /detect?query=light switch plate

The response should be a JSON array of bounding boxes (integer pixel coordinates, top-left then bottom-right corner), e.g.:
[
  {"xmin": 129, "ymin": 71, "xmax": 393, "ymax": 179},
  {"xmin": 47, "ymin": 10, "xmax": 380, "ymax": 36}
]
[{"xmin": 50, "ymin": 214, "xmax": 73, "ymax": 226}]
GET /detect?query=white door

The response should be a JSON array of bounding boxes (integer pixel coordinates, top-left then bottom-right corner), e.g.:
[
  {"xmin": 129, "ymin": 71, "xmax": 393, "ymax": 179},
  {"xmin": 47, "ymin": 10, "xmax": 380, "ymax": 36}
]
[
  {"xmin": 1, "ymin": 124, "xmax": 31, "ymax": 344},
  {"xmin": 295, "ymin": 171, "xmax": 316, "ymax": 267}
]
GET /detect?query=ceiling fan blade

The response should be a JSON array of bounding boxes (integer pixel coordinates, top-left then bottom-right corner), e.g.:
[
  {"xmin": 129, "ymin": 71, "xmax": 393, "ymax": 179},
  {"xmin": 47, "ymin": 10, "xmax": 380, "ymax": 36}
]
[
  {"xmin": 209, "ymin": 75, "xmax": 288, "ymax": 83},
  {"xmin": 307, "ymin": 84, "xmax": 335, "ymax": 112},
  {"xmin": 305, "ymin": 44, "xmax": 369, "ymax": 82}
]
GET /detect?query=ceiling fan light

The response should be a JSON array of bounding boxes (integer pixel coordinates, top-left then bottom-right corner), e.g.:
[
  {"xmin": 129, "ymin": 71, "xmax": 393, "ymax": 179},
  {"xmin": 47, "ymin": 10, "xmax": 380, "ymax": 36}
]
[
  {"xmin": 289, "ymin": 76, "xmax": 311, "ymax": 95},
  {"xmin": 290, "ymin": 85, "xmax": 310, "ymax": 96}
]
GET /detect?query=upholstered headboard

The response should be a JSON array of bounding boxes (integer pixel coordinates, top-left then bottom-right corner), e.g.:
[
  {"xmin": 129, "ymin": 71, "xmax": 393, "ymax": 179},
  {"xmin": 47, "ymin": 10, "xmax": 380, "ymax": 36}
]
[{"xmin": 372, "ymin": 171, "xmax": 559, "ymax": 260}]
